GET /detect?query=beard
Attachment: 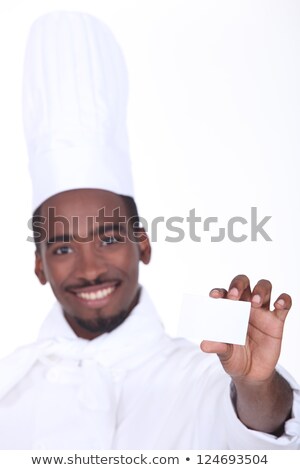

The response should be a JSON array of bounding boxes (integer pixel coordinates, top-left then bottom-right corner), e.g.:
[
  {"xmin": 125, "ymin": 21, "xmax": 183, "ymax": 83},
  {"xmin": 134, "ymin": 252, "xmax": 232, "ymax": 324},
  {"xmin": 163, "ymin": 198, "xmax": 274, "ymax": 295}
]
[
  {"xmin": 67, "ymin": 309, "xmax": 131, "ymax": 336},
  {"xmin": 62, "ymin": 287, "xmax": 141, "ymax": 338}
]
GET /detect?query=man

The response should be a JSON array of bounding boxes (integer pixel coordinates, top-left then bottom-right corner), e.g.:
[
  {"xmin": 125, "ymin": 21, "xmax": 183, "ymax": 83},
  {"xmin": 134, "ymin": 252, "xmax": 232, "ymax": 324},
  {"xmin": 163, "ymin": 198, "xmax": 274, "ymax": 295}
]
[{"xmin": 0, "ymin": 11, "xmax": 299, "ymax": 449}]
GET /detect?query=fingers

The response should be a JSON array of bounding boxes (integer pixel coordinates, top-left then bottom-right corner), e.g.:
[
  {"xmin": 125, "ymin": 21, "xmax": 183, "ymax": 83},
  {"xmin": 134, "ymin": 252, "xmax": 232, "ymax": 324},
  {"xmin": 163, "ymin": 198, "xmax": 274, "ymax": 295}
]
[
  {"xmin": 209, "ymin": 288, "xmax": 228, "ymax": 299},
  {"xmin": 251, "ymin": 279, "xmax": 272, "ymax": 309},
  {"xmin": 210, "ymin": 275, "xmax": 292, "ymax": 319},
  {"xmin": 273, "ymin": 293, "xmax": 292, "ymax": 321},
  {"xmin": 209, "ymin": 274, "xmax": 252, "ymax": 300},
  {"xmin": 228, "ymin": 274, "xmax": 252, "ymax": 301}
]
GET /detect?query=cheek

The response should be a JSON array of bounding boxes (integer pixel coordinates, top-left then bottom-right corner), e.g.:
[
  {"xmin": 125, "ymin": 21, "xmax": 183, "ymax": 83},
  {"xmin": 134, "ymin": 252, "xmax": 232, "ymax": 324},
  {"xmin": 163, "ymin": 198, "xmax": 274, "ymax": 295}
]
[
  {"xmin": 117, "ymin": 244, "xmax": 140, "ymax": 271},
  {"xmin": 43, "ymin": 258, "xmax": 74, "ymax": 286}
]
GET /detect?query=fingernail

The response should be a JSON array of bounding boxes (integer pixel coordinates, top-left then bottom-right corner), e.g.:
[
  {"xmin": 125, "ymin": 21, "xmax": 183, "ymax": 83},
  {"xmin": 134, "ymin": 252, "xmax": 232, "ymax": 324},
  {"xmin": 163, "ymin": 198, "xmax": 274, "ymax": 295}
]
[
  {"xmin": 210, "ymin": 289, "xmax": 220, "ymax": 296},
  {"xmin": 276, "ymin": 299, "xmax": 285, "ymax": 307},
  {"xmin": 228, "ymin": 287, "xmax": 239, "ymax": 298},
  {"xmin": 252, "ymin": 294, "xmax": 261, "ymax": 305}
]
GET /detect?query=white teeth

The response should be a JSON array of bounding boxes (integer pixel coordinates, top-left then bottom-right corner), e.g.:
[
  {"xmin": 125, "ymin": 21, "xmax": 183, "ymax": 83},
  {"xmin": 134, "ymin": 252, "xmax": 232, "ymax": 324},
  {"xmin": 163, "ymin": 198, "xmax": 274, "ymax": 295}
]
[{"xmin": 76, "ymin": 286, "xmax": 115, "ymax": 300}]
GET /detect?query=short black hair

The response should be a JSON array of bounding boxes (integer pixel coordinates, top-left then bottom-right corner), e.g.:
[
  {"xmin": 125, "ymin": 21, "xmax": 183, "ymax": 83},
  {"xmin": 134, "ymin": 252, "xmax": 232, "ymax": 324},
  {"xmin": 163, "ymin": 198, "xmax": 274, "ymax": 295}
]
[{"xmin": 32, "ymin": 194, "xmax": 140, "ymax": 251}]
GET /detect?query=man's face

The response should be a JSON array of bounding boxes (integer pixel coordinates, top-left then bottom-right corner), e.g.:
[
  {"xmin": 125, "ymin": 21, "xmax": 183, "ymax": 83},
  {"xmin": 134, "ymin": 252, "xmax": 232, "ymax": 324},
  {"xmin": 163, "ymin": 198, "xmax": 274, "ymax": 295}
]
[{"xmin": 35, "ymin": 189, "xmax": 151, "ymax": 339}]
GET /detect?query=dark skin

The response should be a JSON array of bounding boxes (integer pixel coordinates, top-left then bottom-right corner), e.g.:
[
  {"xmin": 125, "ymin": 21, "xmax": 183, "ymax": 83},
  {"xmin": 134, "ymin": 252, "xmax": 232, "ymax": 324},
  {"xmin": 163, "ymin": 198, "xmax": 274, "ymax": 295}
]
[
  {"xmin": 35, "ymin": 189, "xmax": 293, "ymax": 434},
  {"xmin": 202, "ymin": 276, "xmax": 293, "ymax": 435},
  {"xmin": 35, "ymin": 189, "xmax": 151, "ymax": 339}
]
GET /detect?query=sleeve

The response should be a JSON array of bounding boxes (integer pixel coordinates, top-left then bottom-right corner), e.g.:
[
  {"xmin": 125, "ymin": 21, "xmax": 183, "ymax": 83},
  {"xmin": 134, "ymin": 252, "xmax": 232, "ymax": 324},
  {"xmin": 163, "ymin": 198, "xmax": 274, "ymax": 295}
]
[{"xmin": 223, "ymin": 365, "xmax": 300, "ymax": 450}]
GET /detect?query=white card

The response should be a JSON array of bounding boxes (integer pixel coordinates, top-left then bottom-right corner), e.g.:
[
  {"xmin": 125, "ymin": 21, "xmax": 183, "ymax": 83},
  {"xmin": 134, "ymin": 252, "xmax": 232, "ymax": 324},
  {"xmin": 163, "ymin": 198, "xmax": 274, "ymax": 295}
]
[{"xmin": 177, "ymin": 294, "xmax": 251, "ymax": 345}]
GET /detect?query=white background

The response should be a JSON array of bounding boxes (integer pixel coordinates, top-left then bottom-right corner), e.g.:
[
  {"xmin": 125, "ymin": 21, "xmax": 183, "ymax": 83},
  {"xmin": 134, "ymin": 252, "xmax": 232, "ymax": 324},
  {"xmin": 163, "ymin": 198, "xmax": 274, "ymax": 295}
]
[{"xmin": 0, "ymin": 0, "xmax": 299, "ymax": 383}]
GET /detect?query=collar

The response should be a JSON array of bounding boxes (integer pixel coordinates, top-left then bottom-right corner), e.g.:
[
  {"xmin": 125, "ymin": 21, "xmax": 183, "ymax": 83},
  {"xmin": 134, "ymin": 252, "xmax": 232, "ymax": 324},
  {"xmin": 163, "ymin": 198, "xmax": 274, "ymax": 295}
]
[
  {"xmin": 0, "ymin": 287, "xmax": 169, "ymax": 399},
  {"xmin": 37, "ymin": 286, "xmax": 167, "ymax": 367}
]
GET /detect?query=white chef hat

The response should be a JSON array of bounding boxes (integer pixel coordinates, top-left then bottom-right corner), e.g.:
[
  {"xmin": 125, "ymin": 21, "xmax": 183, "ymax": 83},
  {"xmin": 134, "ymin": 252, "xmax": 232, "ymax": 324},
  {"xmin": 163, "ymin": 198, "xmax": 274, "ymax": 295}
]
[{"xmin": 22, "ymin": 11, "xmax": 134, "ymax": 213}]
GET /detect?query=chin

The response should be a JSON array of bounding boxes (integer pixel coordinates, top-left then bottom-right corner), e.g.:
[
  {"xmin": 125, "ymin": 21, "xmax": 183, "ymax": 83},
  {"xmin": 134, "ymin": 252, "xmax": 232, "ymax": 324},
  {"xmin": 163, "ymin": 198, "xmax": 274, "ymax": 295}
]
[{"xmin": 67, "ymin": 308, "xmax": 131, "ymax": 336}]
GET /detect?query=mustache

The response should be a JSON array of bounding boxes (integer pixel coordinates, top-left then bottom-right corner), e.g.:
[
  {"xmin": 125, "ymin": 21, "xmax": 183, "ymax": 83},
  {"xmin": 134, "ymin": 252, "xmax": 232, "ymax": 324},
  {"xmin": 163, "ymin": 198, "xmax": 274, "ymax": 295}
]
[{"xmin": 66, "ymin": 277, "xmax": 120, "ymax": 291}]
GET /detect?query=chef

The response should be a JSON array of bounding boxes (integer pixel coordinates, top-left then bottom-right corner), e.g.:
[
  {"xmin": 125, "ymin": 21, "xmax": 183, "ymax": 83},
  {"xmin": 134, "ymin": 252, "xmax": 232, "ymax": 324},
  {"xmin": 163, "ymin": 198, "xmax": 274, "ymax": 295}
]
[{"xmin": 0, "ymin": 11, "xmax": 299, "ymax": 450}]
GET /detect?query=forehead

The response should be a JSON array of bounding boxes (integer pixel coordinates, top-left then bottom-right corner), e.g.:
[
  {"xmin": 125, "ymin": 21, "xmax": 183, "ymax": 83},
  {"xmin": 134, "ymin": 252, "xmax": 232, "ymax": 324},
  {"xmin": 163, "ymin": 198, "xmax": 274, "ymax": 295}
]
[
  {"xmin": 38, "ymin": 189, "xmax": 129, "ymax": 240},
  {"xmin": 39, "ymin": 188, "xmax": 127, "ymax": 220}
]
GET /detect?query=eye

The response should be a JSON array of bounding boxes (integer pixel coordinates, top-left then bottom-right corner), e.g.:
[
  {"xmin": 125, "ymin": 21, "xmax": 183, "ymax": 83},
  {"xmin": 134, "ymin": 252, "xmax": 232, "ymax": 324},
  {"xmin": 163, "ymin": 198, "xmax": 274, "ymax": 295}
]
[
  {"xmin": 101, "ymin": 235, "xmax": 119, "ymax": 246},
  {"xmin": 54, "ymin": 246, "xmax": 74, "ymax": 255}
]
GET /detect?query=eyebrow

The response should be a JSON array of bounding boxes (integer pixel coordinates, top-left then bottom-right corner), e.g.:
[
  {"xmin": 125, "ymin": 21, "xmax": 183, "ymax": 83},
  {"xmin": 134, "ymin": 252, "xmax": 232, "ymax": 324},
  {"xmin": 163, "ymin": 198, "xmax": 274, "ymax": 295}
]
[
  {"xmin": 46, "ymin": 223, "xmax": 127, "ymax": 246},
  {"xmin": 47, "ymin": 234, "xmax": 71, "ymax": 245},
  {"xmin": 97, "ymin": 223, "xmax": 127, "ymax": 235}
]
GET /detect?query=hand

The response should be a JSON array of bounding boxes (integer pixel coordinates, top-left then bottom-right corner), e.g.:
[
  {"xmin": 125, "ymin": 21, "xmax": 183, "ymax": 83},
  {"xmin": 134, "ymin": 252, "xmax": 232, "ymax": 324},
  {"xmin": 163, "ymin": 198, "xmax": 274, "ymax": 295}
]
[{"xmin": 200, "ymin": 274, "xmax": 292, "ymax": 383}]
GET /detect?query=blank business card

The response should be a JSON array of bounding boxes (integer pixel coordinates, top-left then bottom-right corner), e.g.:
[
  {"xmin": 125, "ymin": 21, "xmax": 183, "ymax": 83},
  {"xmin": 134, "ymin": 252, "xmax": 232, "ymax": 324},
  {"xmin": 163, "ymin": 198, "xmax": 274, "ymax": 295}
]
[{"xmin": 177, "ymin": 294, "xmax": 251, "ymax": 345}]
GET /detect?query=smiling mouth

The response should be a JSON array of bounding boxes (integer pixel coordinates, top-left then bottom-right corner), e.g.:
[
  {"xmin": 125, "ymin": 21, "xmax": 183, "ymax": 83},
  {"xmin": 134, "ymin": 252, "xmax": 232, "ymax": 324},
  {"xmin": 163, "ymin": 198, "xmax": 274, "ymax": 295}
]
[{"xmin": 76, "ymin": 285, "xmax": 116, "ymax": 300}]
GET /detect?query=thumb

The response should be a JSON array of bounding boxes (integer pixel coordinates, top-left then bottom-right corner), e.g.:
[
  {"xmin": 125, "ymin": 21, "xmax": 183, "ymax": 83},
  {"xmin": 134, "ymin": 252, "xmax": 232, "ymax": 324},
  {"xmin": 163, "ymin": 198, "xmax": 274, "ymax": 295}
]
[{"xmin": 200, "ymin": 340, "xmax": 232, "ymax": 358}]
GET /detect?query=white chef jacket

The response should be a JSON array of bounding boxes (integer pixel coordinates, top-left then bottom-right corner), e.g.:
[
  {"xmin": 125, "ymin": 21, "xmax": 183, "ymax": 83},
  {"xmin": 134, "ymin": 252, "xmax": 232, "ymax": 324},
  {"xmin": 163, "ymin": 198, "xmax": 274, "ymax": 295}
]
[{"xmin": 0, "ymin": 288, "xmax": 299, "ymax": 450}]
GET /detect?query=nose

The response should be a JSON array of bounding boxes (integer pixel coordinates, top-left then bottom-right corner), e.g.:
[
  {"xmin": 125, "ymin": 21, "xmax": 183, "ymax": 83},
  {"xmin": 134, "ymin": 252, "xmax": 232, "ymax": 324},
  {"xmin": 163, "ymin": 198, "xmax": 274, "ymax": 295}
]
[{"xmin": 74, "ymin": 243, "xmax": 108, "ymax": 282}]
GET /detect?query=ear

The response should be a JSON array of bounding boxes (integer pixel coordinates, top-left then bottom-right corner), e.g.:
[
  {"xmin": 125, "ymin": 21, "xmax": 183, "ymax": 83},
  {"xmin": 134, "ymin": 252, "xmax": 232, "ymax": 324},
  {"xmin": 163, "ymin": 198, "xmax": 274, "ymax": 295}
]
[
  {"xmin": 34, "ymin": 251, "xmax": 47, "ymax": 285},
  {"xmin": 137, "ymin": 229, "xmax": 151, "ymax": 265}
]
